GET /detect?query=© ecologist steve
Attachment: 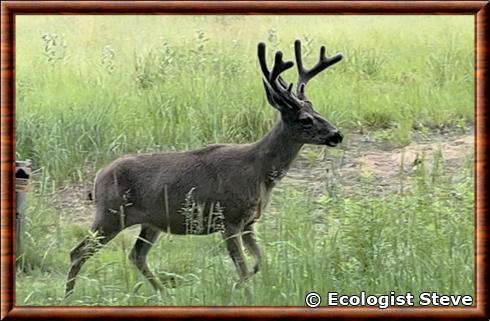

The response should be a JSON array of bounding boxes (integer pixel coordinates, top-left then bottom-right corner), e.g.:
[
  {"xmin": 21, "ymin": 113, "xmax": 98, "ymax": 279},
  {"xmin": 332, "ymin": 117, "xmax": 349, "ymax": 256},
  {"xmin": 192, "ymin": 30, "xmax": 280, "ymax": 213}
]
[{"xmin": 65, "ymin": 39, "xmax": 344, "ymax": 298}]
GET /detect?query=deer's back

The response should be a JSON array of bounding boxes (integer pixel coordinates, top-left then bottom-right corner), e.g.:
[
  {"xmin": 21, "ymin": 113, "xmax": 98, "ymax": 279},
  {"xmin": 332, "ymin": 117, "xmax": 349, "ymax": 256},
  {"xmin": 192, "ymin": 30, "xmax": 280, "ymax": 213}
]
[{"xmin": 93, "ymin": 144, "xmax": 269, "ymax": 233}]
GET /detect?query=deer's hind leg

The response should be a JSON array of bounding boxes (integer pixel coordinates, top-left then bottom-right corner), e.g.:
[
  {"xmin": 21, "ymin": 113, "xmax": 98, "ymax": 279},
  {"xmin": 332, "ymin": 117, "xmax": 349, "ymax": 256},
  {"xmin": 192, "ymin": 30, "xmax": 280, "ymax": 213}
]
[
  {"xmin": 65, "ymin": 217, "xmax": 121, "ymax": 299},
  {"xmin": 129, "ymin": 224, "xmax": 164, "ymax": 292}
]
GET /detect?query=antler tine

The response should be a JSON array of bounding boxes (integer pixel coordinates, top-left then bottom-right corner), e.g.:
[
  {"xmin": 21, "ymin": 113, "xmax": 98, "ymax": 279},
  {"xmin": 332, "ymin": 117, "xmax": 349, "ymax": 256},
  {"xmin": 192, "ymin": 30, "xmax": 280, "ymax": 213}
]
[
  {"xmin": 270, "ymin": 51, "xmax": 294, "ymax": 84},
  {"xmin": 294, "ymin": 39, "xmax": 305, "ymax": 77},
  {"xmin": 257, "ymin": 42, "xmax": 270, "ymax": 79},
  {"xmin": 295, "ymin": 39, "xmax": 343, "ymax": 99}
]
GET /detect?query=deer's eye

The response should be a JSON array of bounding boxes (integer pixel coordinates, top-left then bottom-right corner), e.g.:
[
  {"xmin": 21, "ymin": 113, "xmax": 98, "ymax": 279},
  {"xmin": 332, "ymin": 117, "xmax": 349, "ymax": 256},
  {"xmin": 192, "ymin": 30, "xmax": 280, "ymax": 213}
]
[{"xmin": 299, "ymin": 116, "xmax": 313, "ymax": 126}]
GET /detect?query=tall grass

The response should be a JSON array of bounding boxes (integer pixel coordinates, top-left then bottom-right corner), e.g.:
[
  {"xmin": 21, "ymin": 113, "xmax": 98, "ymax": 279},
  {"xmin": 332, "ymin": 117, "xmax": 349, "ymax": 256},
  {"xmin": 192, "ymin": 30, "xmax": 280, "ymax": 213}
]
[
  {"xmin": 15, "ymin": 16, "xmax": 474, "ymax": 306},
  {"xmin": 16, "ymin": 153, "xmax": 474, "ymax": 305},
  {"xmin": 16, "ymin": 15, "xmax": 473, "ymax": 184}
]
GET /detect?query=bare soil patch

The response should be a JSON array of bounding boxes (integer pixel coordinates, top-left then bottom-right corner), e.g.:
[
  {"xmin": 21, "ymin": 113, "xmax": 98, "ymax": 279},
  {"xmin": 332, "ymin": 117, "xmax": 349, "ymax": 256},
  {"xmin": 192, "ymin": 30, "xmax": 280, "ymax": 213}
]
[
  {"xmin": 53, "ymin": 182, "xmax": 94, "ymax": 224},
  {"xmin": 51, "ymin": 129, "xmax": 474, "ymax": 223},
  {"xmin": 286, "ymin": 129, "xmax": 474, "ymax": 194}
]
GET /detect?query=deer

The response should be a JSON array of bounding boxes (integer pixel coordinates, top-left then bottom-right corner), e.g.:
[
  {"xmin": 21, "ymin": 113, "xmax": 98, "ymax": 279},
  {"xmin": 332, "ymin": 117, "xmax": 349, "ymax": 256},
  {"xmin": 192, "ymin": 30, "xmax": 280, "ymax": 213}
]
[{"xmin": 65, "ymin": 39, "xmax": 343, "ymax": 298}]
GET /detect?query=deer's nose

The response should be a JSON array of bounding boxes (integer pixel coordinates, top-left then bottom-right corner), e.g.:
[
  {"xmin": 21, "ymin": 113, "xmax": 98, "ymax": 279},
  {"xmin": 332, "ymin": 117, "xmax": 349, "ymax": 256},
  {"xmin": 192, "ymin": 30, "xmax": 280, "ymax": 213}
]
[{"xmin": 329, "ymin": 131, "xmax": 343, "ymax": 144}]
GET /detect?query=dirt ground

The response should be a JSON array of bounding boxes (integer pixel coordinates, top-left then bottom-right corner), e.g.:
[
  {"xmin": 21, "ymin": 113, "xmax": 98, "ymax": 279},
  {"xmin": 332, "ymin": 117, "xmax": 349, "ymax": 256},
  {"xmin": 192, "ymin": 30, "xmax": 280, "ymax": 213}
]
[
  {"xmin": 52, "ymin": 128, "xmax": 474, "ymax": 224},
  {"xmin": 288, "ymin": 128, "xmax": 474, "ymax": 195}
]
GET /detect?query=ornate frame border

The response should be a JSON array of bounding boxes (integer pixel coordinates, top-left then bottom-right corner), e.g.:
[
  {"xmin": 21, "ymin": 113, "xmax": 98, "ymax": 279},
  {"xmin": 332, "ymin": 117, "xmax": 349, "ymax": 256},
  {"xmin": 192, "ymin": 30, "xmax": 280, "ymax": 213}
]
[{"xmin": 1, "ymin": 1, "xmax": 488, "ymax": 320}]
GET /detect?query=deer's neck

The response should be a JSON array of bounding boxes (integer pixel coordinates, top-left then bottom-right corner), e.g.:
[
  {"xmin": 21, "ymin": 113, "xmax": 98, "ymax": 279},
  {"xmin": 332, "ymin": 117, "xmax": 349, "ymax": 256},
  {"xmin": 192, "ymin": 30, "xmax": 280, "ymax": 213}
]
[{"xmin": 251, "ymin": 119, "xmax": 303, "ymax": 184}]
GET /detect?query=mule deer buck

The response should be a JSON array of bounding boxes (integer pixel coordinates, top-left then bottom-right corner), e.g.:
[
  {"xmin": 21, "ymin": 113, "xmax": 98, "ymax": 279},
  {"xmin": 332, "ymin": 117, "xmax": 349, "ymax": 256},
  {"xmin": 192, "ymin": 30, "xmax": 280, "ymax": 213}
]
[{"xmin": 65, "ymin": 40, "xmax": 343, "ymax": 298}]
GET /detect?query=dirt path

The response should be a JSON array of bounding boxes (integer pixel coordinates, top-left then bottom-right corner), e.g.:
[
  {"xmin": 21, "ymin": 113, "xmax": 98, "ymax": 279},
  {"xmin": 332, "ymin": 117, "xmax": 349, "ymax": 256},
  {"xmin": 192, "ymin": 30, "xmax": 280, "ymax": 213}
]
[
  {"xmin": 287, "ymin": 129, "xmax": 474, "ymax": 195},
  {"xmin": 52, "ymin": 129, "xmax": 474, "ymax": 223}
]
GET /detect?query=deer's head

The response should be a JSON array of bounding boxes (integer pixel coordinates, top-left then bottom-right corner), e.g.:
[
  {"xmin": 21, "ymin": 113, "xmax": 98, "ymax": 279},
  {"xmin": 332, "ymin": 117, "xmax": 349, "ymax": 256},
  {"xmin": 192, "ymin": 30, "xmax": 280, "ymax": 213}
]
[{"xmin": 258, "ymin": 40, "xmax": 343, "ymax": 147}]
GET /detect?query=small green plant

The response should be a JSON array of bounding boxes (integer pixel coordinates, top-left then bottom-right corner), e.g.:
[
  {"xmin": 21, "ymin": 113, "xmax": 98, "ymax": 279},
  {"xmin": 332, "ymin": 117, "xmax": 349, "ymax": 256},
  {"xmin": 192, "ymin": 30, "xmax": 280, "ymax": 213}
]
[
  {"xmin": 157, "ymin": 41, "xmax": 175, "ymax": 77},
  {"xmin": 363, "ymin": 110, "xmax": 396, "ymax": 129},
  {"xmin": 300, "ymin": 34, "xmax": 314, "ymax": 59},
  {"xmin": 304, "ymin": 148, "xmax": 320, "ymax": 167},
  {"xmin": 392, "ymin": 117, "xmax": 413, "ymax": 147},
  {"xmin": 190, "ymin": 29, "xmax": 210, "ymax": 68},
  {"xmin": 134, "ymin": 50, "xmax": 157, "ymax": 89},
  {"xmin": 267, "ymin": 28, "xmax": 280, "ymax": 47},
  {"xmin": 100, "ymin": 44, "xmax": 116, "ymax": 75},
  {"xmin": 347, "ymin": 47, "xmax": 387, "ymax": 77},
  {"xmin": 181, "ymin": 188, "xmax": 225, "ymax": 235},
  {"xmin": 41, "ymin": 32, "xmax": 67, "ymax": 64}
]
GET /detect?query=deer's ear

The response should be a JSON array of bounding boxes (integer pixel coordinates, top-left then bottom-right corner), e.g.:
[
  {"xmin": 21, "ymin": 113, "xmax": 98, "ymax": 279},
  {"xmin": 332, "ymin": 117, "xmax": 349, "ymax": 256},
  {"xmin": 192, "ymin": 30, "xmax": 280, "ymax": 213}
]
[
  {"xmin": 262, "ymin": 80, "xmax": 282, "ymax": 112},
  {"xmin": 263, "ymin": 80, "xmax": 299, "ymax": 114}
]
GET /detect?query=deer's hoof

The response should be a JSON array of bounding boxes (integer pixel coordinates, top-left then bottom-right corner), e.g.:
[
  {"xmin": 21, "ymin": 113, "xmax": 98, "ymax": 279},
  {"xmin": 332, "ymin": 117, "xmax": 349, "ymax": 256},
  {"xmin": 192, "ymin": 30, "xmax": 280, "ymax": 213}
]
[
  {"xmin": 157, "ymin": 272, "xmax": 185, "ymax": 288},
  {"xmin": 232, "ymin": 275, "xmax": 253, "ymax": 291}
]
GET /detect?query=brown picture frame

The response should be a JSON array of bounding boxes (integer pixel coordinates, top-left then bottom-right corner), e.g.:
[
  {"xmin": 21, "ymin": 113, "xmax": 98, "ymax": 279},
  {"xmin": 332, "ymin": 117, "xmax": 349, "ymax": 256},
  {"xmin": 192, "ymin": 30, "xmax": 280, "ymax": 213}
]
[{"xmin": 1, "ymin": 1, "xmax": 488, "ymax": 320}]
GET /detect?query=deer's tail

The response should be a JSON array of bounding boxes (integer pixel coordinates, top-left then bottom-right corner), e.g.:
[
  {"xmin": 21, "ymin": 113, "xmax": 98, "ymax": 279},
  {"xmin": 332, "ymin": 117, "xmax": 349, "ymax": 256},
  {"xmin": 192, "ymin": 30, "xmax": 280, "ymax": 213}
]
[{"xmin": 87, "ymin": 169, "xmax": 101, "ymax": 202}]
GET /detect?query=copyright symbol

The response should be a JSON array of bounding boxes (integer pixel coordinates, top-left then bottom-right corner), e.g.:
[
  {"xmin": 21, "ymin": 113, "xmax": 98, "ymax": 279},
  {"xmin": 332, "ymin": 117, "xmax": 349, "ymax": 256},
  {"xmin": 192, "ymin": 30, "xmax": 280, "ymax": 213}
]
[{"xmin": 305, "ymin": 292, "xmax": 322, "ymax": 308}]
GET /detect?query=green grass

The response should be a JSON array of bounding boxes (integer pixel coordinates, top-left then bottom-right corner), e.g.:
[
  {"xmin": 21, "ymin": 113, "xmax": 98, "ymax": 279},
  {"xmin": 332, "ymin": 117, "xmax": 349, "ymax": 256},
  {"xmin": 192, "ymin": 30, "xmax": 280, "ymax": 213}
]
[
  {"xmin": 15, "ymin": 15, "xmax": 473, "ymax": 184},
  {"xmin": 15, "ymin": 15, "xmax": 474, "ymax": 306},
  {"xmin": 16, "ymin": 154, "xmax": 474, "ymax": 306}
]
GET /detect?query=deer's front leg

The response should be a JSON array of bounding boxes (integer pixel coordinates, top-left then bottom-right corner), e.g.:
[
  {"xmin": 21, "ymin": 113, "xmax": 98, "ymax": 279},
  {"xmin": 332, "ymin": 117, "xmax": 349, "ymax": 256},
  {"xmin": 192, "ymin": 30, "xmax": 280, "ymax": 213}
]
[
  {"xmin": 224, "ymin": 224, "xmax": 249, "ymax": 282},
  {"xmin": 242, "ymin": 224, "xmax": 262, "ymax": 275}
]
